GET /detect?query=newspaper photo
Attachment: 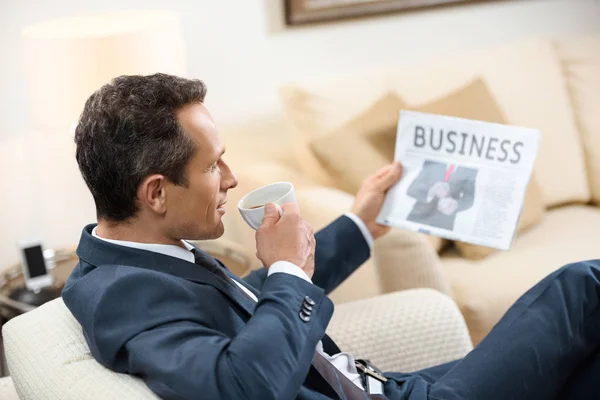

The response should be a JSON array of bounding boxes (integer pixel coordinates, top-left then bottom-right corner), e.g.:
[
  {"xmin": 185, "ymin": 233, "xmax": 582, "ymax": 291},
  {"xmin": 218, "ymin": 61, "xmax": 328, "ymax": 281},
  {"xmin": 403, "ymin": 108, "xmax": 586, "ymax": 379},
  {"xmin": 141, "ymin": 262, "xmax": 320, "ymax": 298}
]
[{"xmin": 377, "ymin": 110, "xmax": 542, "ymax": 250}]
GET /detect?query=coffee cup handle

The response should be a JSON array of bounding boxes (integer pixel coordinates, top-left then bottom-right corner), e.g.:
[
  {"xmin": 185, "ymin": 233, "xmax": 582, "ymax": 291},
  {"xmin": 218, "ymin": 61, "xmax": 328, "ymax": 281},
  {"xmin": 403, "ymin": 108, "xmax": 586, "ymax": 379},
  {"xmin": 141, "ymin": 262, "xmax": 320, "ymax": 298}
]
[{"xmin": 275, "ymin": 203, "xmax": 283, "ymax": 217}]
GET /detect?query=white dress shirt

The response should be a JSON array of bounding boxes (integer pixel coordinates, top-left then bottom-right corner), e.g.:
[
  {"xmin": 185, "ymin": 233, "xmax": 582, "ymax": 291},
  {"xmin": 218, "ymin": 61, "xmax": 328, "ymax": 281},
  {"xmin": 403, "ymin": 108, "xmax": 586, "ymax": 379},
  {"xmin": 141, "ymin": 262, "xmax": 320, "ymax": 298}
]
[{"xmin": 92, "ymin": 212, "xmax": 376, "ymax": 392}]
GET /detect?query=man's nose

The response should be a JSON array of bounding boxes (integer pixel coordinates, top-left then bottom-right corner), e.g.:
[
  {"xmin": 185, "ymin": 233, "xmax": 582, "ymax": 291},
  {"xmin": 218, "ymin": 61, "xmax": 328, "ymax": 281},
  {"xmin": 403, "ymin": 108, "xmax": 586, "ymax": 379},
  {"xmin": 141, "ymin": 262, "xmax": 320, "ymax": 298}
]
[{"xmin": 222, "ymin": 162, "xmax": 238, "ymax": 190}]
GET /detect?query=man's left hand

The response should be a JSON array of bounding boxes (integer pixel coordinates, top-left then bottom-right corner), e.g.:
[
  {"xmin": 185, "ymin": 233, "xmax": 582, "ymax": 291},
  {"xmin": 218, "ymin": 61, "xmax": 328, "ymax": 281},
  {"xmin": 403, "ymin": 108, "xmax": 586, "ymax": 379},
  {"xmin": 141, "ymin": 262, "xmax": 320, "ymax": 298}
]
[{"xmin": 351, "ymin": 162, "xmax": 403, "ymax": 240}]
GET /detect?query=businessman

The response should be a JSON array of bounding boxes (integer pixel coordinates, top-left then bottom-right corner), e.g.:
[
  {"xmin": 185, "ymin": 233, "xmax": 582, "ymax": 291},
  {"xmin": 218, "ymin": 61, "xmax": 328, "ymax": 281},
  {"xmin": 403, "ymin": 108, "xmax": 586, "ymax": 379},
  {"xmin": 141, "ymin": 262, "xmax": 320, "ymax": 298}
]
[
  {"xmin": 406, "ymin": 161, "xmax": 477, "ymax": 231},
  {"xmin": 64, "ymin": 73, "xmax": 600, "ymax": 400}
]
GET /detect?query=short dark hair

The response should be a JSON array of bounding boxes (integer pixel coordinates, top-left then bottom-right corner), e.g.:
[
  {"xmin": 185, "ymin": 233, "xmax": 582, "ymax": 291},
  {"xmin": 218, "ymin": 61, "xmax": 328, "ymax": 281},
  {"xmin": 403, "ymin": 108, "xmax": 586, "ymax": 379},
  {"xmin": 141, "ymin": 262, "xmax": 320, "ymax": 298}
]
[{"xmin": 75, "ymin": 73, "xmax": 207, "ymax": 222}]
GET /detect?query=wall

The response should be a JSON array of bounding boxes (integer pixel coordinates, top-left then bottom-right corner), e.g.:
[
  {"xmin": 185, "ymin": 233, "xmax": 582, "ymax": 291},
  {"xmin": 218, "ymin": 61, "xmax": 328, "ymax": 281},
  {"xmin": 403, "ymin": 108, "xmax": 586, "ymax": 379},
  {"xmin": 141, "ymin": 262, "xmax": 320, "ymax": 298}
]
[{"xmin": 0, "ymin": 0, "xmax": 598, "ymax": 267}]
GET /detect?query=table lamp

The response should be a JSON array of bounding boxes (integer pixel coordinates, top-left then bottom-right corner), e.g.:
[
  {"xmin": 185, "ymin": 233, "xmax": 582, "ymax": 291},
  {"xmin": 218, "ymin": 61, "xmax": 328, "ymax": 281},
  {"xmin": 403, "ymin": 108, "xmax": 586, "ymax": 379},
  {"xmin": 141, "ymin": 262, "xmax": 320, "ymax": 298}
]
[
  {"xmin": 17, "ymin": 10, "xmax": 189, "ymax": 265},
  {"xmin": 22, "ymin": 9, "xmax": 188, "ymax": 131}
]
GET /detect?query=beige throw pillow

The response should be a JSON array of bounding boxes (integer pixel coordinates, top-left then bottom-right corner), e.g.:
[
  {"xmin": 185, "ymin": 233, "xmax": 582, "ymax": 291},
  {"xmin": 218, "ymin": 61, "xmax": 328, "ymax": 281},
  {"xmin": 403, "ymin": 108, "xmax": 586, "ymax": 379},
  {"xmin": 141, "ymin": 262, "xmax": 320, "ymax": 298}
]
[{"xmin": 309, "ymin": 92, "xmax": 406, "ymax": 194}]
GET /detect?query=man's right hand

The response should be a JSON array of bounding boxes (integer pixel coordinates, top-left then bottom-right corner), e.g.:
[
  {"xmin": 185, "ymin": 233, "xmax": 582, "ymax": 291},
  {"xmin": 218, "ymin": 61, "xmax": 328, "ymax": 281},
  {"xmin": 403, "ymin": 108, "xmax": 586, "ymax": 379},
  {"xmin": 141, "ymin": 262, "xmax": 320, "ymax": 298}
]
[{"xmin": 255, "ymin": 203, "xmax": 316, "ymax": 279}]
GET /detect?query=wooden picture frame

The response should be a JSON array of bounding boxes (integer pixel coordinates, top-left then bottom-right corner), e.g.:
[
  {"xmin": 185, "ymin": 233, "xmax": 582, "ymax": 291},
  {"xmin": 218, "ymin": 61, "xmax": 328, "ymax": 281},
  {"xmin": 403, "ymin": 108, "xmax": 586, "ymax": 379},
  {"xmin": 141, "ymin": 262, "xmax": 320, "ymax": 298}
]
[{"xmin": 285, "ymin": 0, "xmax": 499, "ymax": 26}]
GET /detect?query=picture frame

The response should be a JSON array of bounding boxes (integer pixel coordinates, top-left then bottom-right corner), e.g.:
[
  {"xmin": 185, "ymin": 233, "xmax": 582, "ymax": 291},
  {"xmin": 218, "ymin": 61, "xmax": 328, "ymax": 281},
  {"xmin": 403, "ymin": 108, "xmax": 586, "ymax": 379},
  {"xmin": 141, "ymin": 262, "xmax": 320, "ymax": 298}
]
[{"xmin": 285, "ymin": 0, "xmax": 499, "ymax": 26}]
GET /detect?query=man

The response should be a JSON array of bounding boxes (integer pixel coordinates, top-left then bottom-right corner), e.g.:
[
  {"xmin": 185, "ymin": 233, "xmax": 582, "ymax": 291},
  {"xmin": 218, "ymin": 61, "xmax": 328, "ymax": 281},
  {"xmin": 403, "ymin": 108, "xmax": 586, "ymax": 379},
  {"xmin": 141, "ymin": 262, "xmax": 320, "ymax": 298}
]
[{"xmin": 64, "ymin": 73, "xmax": 600, "ymax": 400}]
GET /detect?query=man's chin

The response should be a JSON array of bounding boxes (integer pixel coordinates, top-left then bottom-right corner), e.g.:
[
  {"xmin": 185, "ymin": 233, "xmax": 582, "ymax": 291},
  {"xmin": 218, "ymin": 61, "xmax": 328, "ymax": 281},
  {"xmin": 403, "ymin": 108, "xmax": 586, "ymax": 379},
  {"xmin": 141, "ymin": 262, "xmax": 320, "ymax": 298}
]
[
  {"xmin": 204, "ymin": 221, "xmax": 225, "ymax": 240},
  {"xmin": 182, "ymin": 221, "xmax": 225, "ymax": 241},
  {"xmin": 212, "ymin": 222, "xmax": 225, "ymax": 239}
]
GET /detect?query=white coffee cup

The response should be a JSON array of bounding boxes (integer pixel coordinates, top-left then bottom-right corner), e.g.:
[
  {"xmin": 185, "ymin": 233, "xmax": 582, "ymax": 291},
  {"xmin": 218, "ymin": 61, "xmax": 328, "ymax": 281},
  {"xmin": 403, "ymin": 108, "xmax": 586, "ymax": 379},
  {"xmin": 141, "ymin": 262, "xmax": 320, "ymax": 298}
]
[{"xmin": 237, "ymin": 182, "xmax": 297, "ymax": 230}]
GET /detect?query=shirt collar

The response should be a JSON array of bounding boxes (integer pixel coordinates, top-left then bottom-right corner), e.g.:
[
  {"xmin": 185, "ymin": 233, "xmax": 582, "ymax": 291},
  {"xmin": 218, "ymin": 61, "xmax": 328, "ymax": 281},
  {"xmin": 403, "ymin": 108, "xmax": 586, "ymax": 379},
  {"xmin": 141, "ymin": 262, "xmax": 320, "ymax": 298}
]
[{"xmin": 91, "ymin": 226, "xmax": 195, "ymax": 263}]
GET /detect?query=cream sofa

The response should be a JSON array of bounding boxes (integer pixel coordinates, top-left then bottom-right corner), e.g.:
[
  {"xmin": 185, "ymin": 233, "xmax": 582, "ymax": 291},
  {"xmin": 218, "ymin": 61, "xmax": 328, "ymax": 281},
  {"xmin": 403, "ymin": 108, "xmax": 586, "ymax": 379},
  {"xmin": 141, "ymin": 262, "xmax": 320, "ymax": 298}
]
[
  {"xmin": 2, "ymin": 291, "xmax": 471, "ymax": 399},
  {"xmin": 218, "ymin": 34, "xmax": 600, "ymax": 345}
]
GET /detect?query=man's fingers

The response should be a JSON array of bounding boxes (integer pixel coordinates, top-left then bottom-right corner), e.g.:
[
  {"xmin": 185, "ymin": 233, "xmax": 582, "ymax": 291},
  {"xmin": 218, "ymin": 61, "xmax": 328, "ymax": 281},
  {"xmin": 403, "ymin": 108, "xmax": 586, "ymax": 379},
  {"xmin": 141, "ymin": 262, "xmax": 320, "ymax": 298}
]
[
  {"xmin": 281, "ymin": 202, "xmax": 300, "ymax": 216},
  {"xmin": 371, "ymin": 163, "xmax": 395, "ymax": 180},
  {"xmin": 372, "ymin": 162, "xmax": 403, "ymax": 191},
  {"xmin": 260, "ymin": 203, "xmax": 281, "ymax": 227}
]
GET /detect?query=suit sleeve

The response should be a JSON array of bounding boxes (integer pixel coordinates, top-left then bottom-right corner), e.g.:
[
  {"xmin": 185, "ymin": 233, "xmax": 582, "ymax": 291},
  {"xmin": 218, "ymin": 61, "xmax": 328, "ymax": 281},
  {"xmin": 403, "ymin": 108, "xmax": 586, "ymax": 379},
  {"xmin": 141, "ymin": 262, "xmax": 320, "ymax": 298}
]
[
  {"xmin": 310, "ymin": 215, "xmax": 370, "ymax": 294},
  {"xmin": 92, "ymin": 271, "xmax": 333, "ymax": 400},
  {"xmin": 242, "ymin": 215, "xmax": 370, "ymax": 295}
]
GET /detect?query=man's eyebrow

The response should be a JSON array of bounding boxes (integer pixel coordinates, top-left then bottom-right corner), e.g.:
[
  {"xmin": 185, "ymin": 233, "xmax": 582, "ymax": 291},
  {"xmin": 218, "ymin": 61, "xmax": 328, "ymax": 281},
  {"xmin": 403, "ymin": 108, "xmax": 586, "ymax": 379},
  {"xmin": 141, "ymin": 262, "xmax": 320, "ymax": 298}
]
[{"xmin": 209, "ymin": 148, "xmax": 226, "ymax": 164}]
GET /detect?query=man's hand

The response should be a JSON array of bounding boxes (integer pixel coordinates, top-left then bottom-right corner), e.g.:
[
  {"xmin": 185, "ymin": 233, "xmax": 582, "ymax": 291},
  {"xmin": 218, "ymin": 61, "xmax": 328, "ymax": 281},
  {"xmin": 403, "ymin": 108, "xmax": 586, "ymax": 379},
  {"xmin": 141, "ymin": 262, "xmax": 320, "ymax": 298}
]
[
  {"xmin": 351, "ymin": 162, "xmax": 403, "ymax": 240},
  {"xmin": 255, "ymin": 202, "xmax": 316, "ymax": 279}
]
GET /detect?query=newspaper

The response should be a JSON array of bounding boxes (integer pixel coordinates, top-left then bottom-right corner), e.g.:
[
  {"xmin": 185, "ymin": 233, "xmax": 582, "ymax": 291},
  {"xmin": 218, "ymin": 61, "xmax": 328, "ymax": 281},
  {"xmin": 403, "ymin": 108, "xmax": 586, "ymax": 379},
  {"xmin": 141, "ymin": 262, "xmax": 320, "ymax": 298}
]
[{"xmin": 377, "ymin": 110, "xmax": 542, "ymax": 250}]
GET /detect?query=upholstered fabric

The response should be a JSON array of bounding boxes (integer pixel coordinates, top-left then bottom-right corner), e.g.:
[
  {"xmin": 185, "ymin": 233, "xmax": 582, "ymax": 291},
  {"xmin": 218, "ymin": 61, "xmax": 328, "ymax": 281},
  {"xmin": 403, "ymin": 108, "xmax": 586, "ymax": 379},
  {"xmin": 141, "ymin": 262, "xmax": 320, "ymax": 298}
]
[
  {"xmin": 442, "ymin": 205, "xmax": 600, "ymax": 345},
  {"xmin": 0, "ymin": 377, "xmax": 19, "ymax": 400},
  {"xmin": 4, "ymin": 293, "xmax": 472, "ymax": 399},
  {"xmin": 373, "ymin": 226, "xmax": 452, "ymax": 295},
  {"xmin": 454, "ymin": 177, "xmax": 546, "ymax": 260},
  {"xmin": 327, "ymin": 289, "xmax": 472, "ymax": 372},
  {"xmin": 3, "ymin": 299, "xmax": 160, "ymax": 400},
  {"xmin": 555, "ymin": 34, "xmax": 600, "ymax": 204},
  {"xmin": 282, "ymin": 37, "xmax": 590, "ymax": 207}
]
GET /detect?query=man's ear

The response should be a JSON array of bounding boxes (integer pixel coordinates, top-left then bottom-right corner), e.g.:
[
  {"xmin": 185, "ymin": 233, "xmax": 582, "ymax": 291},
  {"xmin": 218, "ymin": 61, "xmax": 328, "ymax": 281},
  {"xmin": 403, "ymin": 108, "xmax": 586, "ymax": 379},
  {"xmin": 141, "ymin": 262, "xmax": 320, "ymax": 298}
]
[{"xmin": 138, "ymin": 174, "xmax": 167, "ymax": 215}]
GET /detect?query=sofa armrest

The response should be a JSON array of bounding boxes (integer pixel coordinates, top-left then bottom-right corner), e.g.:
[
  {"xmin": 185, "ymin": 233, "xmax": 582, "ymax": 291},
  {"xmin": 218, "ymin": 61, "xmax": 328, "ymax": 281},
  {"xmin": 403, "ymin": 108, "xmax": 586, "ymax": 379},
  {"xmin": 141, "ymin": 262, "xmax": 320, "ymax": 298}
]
[
  {"xmin": 374, "ymin": 228, "xmax": 452, "ymax": 295},
  {"xmin": 326, "ymin": 289, "xmax": 473, "ymax": 372}
]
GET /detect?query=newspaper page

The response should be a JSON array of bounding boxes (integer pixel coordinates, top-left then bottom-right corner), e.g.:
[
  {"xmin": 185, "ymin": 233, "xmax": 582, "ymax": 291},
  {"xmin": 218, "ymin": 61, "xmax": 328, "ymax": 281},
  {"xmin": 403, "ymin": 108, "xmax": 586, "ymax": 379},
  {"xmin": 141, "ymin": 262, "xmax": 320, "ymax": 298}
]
[{"xmin": 377, "ymin": 110, "xmax": 542, "ymax": 250}]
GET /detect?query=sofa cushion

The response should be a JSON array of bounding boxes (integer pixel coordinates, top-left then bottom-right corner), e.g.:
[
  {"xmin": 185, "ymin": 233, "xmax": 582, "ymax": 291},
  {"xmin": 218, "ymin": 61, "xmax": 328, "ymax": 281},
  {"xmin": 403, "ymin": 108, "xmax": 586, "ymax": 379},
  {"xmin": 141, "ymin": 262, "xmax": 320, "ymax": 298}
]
[
  {"xmin": 441, "ymin": 205, "xmax": 600, "ymax": 345},
  {"xmin": 555, "ymin": 34, "xmax": 600, "ymax": 205},
  {"xmin": 281, "ymin": 37, "xmax": 590, "ymax": 207}
]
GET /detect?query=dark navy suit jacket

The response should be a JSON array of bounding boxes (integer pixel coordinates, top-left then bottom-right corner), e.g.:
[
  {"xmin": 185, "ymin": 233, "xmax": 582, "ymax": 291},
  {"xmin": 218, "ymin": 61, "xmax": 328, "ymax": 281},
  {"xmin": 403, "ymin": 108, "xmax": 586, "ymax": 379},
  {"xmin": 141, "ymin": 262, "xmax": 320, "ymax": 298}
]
[{"xmin": 62, "ymin": 216, "xmax": 370, "ymax": 400}]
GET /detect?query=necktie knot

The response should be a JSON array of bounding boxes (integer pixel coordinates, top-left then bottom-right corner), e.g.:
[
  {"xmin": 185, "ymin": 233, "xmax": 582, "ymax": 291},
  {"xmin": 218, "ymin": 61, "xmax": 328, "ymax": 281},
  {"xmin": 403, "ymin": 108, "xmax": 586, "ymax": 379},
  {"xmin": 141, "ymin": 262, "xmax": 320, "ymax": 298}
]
[{"xmin": 191, "ymin": 248, "xmax": 230, "ymax": 282}]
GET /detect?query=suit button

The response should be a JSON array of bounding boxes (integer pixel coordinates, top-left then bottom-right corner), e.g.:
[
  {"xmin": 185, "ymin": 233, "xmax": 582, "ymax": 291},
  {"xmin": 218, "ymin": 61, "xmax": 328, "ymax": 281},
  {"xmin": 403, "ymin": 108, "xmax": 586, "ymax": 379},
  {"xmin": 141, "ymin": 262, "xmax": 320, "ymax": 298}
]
[
  {"xmin": 299, "ymin": 311, "xmax": 311, "ymax": 322},
  {"xmin": 304, "ymin": 296, "xmax": 315, "ymax": 306},
  {"xmin": 302, "ymin": 303, "xmax": 313, "ymax": 314}
]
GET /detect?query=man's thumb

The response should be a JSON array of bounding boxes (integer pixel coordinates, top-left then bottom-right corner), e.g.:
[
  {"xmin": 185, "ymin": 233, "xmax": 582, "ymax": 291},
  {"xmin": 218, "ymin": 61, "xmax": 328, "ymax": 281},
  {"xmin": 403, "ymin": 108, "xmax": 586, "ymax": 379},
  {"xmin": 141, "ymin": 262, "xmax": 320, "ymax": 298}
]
[{"xmin": 261, "ymin": 203, "xmax": 280, "ymax": 227}]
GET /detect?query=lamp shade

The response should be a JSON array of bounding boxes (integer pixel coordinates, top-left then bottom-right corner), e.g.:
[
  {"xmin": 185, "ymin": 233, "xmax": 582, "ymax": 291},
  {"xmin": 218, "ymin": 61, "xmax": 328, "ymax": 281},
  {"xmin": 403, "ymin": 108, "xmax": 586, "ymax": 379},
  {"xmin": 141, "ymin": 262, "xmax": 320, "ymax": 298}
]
[{"xmin": 22, "ymin": 10, "xmax": 187, "ymax": 130}]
